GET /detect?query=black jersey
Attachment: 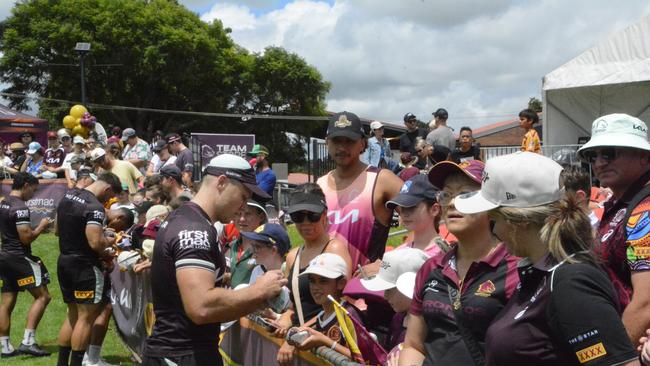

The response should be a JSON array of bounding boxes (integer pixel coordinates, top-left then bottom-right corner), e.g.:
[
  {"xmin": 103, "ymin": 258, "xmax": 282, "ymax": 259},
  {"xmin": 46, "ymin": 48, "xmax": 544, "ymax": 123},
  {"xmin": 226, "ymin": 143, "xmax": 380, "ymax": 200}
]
[
  {"xmin": 0, "ymin": 195, "xmax": 31, "ymax": 256},
  {"xmin": 56, "ymin": 188, "xmax": 105, "ymax": 260},
  {"xmin": 145, "ymin": 202, "xmax": 226, "ymax": 359}
]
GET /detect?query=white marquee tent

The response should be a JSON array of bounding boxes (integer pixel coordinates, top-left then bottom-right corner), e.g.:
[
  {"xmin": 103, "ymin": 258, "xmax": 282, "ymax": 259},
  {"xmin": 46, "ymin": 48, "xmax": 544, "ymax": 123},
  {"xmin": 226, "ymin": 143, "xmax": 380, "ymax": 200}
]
[{"xmin": 542, "ymin": 15, "xmax": 650, "ymax": 145}]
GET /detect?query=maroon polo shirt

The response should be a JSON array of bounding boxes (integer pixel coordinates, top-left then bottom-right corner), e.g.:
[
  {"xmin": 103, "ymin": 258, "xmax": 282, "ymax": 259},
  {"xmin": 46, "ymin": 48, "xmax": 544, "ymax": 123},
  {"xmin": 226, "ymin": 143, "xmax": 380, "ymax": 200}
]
[
  {"xmin": 484, "ymin": 253, "xmax": 637, "ymax": 366},
  {"xmin": 596, "ymin": 168, "xmax": 650, "ymax": 309},
  {"xmin": 410, "ymin": 243, "xmax": 519, "ymax": 365}
]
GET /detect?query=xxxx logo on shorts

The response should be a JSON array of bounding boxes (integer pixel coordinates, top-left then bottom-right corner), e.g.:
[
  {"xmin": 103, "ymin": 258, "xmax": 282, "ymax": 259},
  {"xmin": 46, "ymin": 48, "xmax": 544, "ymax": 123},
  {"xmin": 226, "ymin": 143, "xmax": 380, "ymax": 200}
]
[
  {"xmin": 74, "ymin": 291, "xmax": 95, "ymax": 299},
  {"xmin": 17, "ymin": 276, "xmax": 35, "ymax": 287},
  {"xmin": 576, "ymin": 342, "xmax": 607, "ymax": 364}
]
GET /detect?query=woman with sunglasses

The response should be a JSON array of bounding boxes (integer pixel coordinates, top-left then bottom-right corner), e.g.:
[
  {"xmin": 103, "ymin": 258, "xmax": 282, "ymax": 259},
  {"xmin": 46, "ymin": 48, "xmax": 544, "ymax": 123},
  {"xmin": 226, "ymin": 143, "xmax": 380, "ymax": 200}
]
[
  {"xmin": 362, "ymin": 121, "xmax": 395, "ymax": 170},
  {"xmin": 453, "ymin": 152, "xmax": 638, "ymax": 366},
  {"xmin": 399, "ymin": 160, "xmax": 519, "ymax": 366},
  {"xmin": 276, "ymin": 183, "xmax": 351, "ymax": 366}
]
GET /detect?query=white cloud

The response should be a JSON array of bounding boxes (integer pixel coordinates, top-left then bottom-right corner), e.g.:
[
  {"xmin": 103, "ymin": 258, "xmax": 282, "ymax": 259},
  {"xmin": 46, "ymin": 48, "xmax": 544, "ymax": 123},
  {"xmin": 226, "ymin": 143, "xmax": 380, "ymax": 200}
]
[{"xmin": 203, "ymin": 0, "xmax": 650, "ymax": 128}]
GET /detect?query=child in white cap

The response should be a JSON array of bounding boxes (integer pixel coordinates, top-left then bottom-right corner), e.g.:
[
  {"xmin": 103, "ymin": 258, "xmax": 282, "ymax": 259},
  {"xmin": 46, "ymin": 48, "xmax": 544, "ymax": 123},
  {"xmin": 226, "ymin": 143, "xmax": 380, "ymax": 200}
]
[{"xmin": 282, "ymin": 253, "xmax": 362, "ymax": 363}]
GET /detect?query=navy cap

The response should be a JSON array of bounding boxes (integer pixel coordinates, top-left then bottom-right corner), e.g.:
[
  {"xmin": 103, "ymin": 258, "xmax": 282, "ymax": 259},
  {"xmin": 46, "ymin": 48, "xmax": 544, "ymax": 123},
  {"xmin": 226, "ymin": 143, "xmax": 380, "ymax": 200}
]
[
  {"xmin": 326, "ymin": 111, "xmax": 365, "ymax": 140},
  {"xmin": 152, "ymin": 139, "xmax": 167, "ymax": 152},
  {"xmin": 403, "ymin": 113, "xmax": 417, "ymax": 122},
  {"xmin": 433, "ymin": 108, "xmax": 448, "ymax": 119},
  {"xmin": 160, "ymin": 165, "xmax": 182, "ymax": 183},
  {"xmin": 386, "ymin": 174, "xmax": 439, "ymax": 209},
  {"xmin": 241, "ymin": 223, "xmax": 290, "ymax": 256}
]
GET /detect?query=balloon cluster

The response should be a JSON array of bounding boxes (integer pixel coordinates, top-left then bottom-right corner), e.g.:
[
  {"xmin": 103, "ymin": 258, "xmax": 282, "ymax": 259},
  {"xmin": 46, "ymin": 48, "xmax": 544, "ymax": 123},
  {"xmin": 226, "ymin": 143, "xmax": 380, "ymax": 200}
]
[{"xmin": 62, "ymin": 105, "xmax": 96, "ymax": 138}]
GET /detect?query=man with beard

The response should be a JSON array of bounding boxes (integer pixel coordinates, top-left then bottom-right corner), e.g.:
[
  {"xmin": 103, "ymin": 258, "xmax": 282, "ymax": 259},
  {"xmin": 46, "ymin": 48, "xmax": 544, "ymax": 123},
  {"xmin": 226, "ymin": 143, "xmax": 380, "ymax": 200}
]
[
  {"xmin": 56, "ymin": 173, "xmax": 122, "ymax": 366},
  {"xmin": 249, "ymin": 145, "xmax": 276, "ymax": 197},
  {"xmin": 317, "ymin": 111, "xmax": 403, "ymax": 271},
  {"xmin": 142, "ymin": 154, "xmax": 286, "ymax": 366},
  {"xmin": 0, "ymin": 173, "xmax": 53, "ymax": 358}
]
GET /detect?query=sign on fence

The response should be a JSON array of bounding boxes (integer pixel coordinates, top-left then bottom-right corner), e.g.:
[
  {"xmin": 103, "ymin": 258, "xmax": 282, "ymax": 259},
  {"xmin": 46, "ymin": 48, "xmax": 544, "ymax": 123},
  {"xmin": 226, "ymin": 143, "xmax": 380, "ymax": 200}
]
[
  {"xmin": 191, "ymin": 133, "xmax": 255, "ymax": 169},
  {"xmin": 0, "ymin": 179, "xmax": 68, "ymax": 226}
]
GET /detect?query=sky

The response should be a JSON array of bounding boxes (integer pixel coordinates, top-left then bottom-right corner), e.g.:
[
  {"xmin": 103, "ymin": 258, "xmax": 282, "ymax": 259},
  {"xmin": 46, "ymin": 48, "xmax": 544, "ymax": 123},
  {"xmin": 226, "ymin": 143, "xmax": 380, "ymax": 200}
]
[{"xmin": 2, "ymin": 0, "xmax": 650, "ymax": 129}]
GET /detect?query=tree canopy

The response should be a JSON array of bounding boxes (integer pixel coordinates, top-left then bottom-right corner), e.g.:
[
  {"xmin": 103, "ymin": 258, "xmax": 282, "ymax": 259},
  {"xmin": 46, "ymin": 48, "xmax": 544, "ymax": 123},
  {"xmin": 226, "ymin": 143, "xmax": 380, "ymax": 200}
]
[{"xmin": 0, "ymin": 0, "xmax": 330, "ymax": 168}]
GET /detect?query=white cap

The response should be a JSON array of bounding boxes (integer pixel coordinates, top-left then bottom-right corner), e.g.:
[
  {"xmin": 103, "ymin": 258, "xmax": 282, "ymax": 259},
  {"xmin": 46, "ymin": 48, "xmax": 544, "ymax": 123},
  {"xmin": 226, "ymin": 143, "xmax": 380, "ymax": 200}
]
[
  {"xmin": 395, "ymin": 272, "xmax": 417, "ymax": 299},
  {"xmin": 146, "ymin": 205, "xmax": 169, "ymax": 225},
  {"xmin": 454, "ymin": 151, "xmax": 564, "ymax": 214},
  {"xmin": 370, "ymin": 121, "xmax": 384, "ymax": 130},
  {"xmin": 578, "ymin": 113, "xmax": 650, "ymax": 158},
  {"xmin": 73, "ymin": 135, "xmax": 85, "ymax": 145},
  {"xmin": 300, "ymin": 253, "xmax": 348, "ymax": 279},
  {"xmin": 89, "ymin": 147, "xmax": 106, "ymax": 161},
  {"xmin": 360, "ymin": 248, "xmax": 429, "ymax": 292}
]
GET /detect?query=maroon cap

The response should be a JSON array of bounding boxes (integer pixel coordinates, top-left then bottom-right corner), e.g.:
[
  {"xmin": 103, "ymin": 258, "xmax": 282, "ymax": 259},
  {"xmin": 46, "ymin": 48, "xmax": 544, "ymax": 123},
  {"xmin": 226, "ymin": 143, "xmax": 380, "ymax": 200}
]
[
  {"xmin": 47, "ymin": 131, "xmax": 57, "ymax": 139},
  {"xmin": 428, "ymin": 159, "xmax": 485, "ymax": 189}
]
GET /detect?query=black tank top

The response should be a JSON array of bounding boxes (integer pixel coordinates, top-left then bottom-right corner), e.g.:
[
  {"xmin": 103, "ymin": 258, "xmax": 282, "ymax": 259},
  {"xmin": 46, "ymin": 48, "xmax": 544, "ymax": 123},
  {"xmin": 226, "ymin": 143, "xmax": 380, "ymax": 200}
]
[{"xmin": 287, "ymin": 240, "xmax": 332, "ymax": 325}]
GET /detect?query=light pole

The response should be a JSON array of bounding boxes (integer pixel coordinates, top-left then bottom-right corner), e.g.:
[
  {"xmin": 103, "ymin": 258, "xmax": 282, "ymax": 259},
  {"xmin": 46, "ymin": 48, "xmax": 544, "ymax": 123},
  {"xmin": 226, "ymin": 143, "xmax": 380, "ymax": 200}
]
[{"xmin": 74, "ymin": 42, "xmax": 91, "ymax": 104}]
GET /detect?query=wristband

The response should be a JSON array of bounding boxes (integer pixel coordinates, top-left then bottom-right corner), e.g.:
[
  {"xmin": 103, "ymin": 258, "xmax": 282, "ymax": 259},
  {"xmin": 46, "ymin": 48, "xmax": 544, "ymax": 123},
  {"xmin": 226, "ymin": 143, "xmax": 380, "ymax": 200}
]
[{"xmin": 330, "ymin": 341, "xmax": 337, "ymax": 350}]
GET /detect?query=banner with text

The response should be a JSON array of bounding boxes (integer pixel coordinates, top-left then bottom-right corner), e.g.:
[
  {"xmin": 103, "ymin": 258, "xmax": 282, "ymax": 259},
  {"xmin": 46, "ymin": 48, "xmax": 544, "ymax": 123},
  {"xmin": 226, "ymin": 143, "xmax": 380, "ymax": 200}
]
[
  {"xmin": 192, "ymin": 133, "xmax": 255, "ymax": 169},
  {"xmin": 1, "ymin": 179, "xmax": 68, "ymax": 227}
]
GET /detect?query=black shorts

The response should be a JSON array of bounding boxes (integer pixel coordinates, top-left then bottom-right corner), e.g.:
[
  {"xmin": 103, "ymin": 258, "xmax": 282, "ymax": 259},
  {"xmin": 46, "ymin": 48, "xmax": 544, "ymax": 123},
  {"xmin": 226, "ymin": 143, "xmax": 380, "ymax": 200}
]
[
  {"xmin": 0, "ymin": 254, "xmax": 50, "ymax": 293},
  {"xmin": 142, "ymin": 352, "xmax": 222, "ymax": 366},
  {"xmin": 57, "ymin": 255, "xmax": 109, "ymax": 304}
]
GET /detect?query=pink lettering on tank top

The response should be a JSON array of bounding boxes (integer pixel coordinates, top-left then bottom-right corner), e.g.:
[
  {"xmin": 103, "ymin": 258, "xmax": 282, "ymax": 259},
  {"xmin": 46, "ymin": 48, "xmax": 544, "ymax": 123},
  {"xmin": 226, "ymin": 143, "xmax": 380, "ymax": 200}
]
[{"xmin": 318, "ymin": 167, "xmax": 379, "ymax": 268}]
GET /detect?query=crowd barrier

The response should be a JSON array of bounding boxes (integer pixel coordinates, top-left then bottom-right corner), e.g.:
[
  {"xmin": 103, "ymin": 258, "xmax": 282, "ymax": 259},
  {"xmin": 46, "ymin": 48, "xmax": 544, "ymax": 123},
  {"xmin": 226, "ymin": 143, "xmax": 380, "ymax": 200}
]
[{"xmin": 110, "ymin": 266, "xmax": 360, "ymax": 366}]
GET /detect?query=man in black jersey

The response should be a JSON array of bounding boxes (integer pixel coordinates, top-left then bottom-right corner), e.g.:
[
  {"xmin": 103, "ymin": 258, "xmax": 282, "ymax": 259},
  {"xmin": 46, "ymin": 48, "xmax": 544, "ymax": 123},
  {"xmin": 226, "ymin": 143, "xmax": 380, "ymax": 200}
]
[
  {"xmin": 0, "ymin": 173, "xmax": 53, "ymax": 358},
  {"xmin": 55, "ymin": 172, "xmax": 122, "ymax": 366},
  {"xmin": 143, "ymin": 154, "xmax": 287, "ymax": 366}
]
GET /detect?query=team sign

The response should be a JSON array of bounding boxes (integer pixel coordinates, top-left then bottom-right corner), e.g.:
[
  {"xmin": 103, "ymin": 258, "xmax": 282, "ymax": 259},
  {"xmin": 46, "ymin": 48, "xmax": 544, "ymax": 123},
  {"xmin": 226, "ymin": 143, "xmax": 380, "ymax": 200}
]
[{"xmin": 192, "ymin": 133, "xmax": 255, "ymax": 168}]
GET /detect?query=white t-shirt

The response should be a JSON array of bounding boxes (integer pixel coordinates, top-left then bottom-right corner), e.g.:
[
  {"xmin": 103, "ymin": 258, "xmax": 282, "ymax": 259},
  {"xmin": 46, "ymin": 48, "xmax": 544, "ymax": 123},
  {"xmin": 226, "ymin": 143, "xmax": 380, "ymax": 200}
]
[
  {"xmin": 1, "ymin": 156, "xmax": 12, "ymax": 167},
  {"xmin": 149, "ymin": 154, "xmax": 177, "ymax": 174}
]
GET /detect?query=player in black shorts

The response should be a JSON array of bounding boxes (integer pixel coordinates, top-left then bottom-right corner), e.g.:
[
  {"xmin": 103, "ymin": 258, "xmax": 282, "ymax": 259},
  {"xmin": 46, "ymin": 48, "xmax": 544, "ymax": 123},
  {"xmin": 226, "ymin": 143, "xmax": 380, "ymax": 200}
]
[
  {"xmin": 143, "ymin": 154, "xmax": 287, "ymax": 366},
  {"xmin": 0, "ymin": 173, "xmax": 53, "ymax": 358},
  {"xmin": 55, "ymin": 172, "xmax": 122, "ymax": 366}
]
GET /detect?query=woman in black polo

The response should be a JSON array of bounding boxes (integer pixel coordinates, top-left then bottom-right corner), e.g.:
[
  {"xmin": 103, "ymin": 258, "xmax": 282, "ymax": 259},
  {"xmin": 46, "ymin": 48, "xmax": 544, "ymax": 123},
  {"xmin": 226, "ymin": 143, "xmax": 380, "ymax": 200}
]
[
  {"xmin": 455, "ymin": 152, "xmax": 638, "ymax": 366},
  {"xmin": 399, "ymin": 160, "xmax": 519, "ymax": 365}
]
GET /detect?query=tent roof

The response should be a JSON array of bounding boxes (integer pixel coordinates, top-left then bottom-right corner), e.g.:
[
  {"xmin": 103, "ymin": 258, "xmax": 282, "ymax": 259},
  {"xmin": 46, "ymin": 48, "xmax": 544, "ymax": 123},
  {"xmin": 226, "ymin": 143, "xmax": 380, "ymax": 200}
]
[
  {"xmin": 0, "ymin": 103, "xmax": 47, "ymax": 123},
  {"xmin": 543, "ymin": 15, "xmax": 650, "ymax": 91}
]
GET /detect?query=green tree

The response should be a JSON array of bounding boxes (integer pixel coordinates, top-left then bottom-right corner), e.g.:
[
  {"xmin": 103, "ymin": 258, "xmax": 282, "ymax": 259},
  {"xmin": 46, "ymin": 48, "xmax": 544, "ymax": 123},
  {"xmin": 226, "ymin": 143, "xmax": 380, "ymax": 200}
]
[{"xmin": 528, "ymin": 97, "xmax": 542, "ymax": 113}]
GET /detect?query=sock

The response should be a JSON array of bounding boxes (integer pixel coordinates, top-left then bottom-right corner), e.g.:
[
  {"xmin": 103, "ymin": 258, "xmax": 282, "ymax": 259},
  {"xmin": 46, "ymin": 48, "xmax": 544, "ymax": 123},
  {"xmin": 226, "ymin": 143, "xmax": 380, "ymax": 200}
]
[
  {"xmin": 22, "ymin": 328, "xmax": 35, "ymax": 346},
  {"xmin": 87, "ymin": 345, "xmax": 102, "ymax": 364},
  {"xmin": 57, "ymin": 346, "xmax": 71, "ymax": 366},
  {"xmin": 0, "ymin": 336, "xmax": 14, "ymax": 354},
  {"xmin": 70, "ymin": 350, "xmax": 85, "ymax": 366}
]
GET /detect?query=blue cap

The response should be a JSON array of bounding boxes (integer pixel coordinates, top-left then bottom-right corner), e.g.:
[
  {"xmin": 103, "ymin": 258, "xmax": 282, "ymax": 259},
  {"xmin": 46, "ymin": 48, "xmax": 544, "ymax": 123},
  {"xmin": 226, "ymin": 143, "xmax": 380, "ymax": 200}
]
[
  {"xmin": 241, "ymin": 223, "xmax": 290, "ymax": 256},
  {"xmin": 386, "ymin": 174, "xmax": 439, "ymax": 209}
]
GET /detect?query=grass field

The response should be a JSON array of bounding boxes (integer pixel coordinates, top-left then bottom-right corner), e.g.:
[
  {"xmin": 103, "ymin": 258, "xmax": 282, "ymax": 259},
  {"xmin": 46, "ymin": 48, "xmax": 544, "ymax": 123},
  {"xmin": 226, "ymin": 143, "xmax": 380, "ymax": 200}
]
[{"xmin": 3, "ymin": 225, "xmax": 409, "ymax": 365}]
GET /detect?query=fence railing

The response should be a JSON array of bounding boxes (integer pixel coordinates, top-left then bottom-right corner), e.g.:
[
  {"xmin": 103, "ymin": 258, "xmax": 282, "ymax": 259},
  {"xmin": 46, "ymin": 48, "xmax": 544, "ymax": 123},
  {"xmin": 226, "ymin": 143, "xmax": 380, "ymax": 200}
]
[{"xmin": 480, "ymin": 144, "xmax": 585, "ymax": 165}]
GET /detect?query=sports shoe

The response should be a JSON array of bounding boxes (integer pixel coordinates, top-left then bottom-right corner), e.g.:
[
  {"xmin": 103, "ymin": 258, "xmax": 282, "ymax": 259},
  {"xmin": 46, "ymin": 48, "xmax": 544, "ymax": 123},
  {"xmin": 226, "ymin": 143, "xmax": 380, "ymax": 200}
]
[
  {"xmin": 86, "ymin": 357, "xmax": 117, "ymax": 366},
  {"xmin": 18, "ymin": 342, "xmax": 51, "ymax": 357},
  {"xmin": 0, "ymin": 349, "xmax": 19, "ymax": 358}
]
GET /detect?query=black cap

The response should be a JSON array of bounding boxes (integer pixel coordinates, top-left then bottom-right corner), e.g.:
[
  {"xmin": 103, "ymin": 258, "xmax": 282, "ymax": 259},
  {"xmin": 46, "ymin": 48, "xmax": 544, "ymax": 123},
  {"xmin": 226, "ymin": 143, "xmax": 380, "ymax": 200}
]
[
  {"xmin": 386, "ymin": 174, "xmax": 439, "ymax": 209},
  {"xmin": 403, "ymin": 113, "xmax": 417, "ymax": 122},
  {"xmin": 288, "ymin": 191, "xmax": 327, "ymax": 214},
  {"xmin": 160, "ymin": 165, "xmax": 182, "ymax": 183},
  {"xmin": 433, "ymin": 108, "xmax": 448, "ymax": 119},
  {"xmin": 152, "ymin": 139, "xmax": 168, "ymax": 152},
  {"xmin": 326, "ymin": 111, "xmax": 365, "ymax": 140}
]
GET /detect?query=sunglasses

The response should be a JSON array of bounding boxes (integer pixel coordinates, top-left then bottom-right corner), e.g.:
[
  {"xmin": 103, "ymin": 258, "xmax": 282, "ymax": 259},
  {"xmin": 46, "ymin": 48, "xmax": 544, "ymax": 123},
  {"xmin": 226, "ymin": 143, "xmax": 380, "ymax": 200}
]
[
  {"xmin": 290, "ymin": 211, "xmax": 322, "ymax": 223},
  {"xmin": 582, "ymin": 148, "xmax": 619, "ymax": 164}
]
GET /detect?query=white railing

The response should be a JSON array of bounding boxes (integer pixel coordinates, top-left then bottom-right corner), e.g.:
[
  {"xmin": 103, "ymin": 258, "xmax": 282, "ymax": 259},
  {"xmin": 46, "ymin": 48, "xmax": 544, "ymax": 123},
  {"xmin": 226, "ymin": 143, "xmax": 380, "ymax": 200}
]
[{"xmin": 480, "ymin": 144, "xmax": 584, "ymax": 166}]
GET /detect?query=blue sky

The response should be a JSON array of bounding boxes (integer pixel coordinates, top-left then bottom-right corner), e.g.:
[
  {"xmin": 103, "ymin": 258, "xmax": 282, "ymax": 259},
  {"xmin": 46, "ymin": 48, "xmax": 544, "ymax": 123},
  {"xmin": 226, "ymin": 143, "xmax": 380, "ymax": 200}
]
[{"xmin": 2, "ymin": 1, "xmax": 650, "ymax": 129}]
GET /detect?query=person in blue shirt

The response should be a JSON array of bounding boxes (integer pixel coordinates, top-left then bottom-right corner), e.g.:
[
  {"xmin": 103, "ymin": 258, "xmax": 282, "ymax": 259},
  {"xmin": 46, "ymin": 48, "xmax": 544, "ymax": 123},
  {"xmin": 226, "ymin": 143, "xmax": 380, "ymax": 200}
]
[{"xmin": 249, "ymin": 144, "xmax": 276, "ymax": 197}]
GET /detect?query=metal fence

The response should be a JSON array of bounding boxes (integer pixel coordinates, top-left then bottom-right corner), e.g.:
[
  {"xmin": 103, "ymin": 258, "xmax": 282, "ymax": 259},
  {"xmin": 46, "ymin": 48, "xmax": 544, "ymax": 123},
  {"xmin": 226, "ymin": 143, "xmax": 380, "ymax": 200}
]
[{"xmin": 480, "ymin": 144, "xmax": 585, "ymax": 166}]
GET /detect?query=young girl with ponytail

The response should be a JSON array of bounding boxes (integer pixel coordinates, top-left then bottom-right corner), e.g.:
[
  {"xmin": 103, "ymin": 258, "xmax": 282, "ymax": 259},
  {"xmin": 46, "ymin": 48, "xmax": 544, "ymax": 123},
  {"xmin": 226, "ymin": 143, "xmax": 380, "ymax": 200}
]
[{"xmin": 452, "ymin": 152, "xmax": 639, "ymax": 366}]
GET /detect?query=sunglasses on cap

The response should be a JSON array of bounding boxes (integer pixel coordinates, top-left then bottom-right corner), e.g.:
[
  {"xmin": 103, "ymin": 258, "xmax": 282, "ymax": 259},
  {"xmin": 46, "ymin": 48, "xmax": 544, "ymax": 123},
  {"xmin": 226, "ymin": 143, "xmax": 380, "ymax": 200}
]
[
  {"xmin": 582, "ymin": 147, "xmax": 619, "ymax": 164},
  {"xmin": 290, "ymin": 211, "xmax": 322, "ymax": 223}
]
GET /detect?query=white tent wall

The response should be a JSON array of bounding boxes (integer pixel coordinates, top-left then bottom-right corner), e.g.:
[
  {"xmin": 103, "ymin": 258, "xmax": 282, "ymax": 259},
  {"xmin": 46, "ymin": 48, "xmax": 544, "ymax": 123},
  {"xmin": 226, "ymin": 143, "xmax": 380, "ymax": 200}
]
[
  {"xmin": 543, "ymin": 81, "xmax": 650, "ymax": 145},
  {"xmin": 542, "ymin": 15, "xmax": 650, "ymax": 145}
]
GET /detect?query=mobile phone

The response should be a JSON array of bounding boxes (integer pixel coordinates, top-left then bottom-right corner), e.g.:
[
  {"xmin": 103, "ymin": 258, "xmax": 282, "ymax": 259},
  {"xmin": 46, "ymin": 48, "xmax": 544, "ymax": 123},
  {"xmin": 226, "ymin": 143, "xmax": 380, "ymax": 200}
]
[{"xmin": 286, "ymin": 328, "xmax": 309, "ymax": 346}]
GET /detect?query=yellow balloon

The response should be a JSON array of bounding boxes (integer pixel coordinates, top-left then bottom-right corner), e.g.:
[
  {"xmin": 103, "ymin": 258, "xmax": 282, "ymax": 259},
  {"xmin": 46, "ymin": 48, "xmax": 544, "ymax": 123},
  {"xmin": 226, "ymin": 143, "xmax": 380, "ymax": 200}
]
[
  {"xmin": 62, "ymin": 115, "xmax": 76, "ymax": 129},
  {"xmin": 72, "ymin": 124, "xmax": 88, "ymax": 138},
  {"xmin": 75, "ymin": 118, "xmax": 81, "ymax": 127},
  {"xmin": 69, "ymin": 105, "xmax": 88, "ymax": 119}
]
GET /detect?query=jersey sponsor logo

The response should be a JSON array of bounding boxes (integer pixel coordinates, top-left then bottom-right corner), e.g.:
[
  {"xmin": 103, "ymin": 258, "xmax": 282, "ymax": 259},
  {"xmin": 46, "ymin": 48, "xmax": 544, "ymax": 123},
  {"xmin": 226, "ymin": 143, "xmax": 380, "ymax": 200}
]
[
  {"xmin": 93, "ymin": 210, "xmax": 105, "ymax": 220},
  {"xmin": 424, "ymin": 280, "xmax": 439, "ymax": 293},
  {"xmin": 633, "ymin": 246, "xmax": 650, "ymax": 257},
  {"xmin": 327, "ymin": 209, "xmax": 360, "ymax": 225},
  {"xmin": 600, "ymin": 229, "xmax": 614, "ymax": 242},
  {"xmin": 74, "ymin": 290, "xmax": 94, "ymax": 299},
  {"xmin": 327, "ymin": 325, "xmax": 342, "ymax": 342},
  {"xmin": 64, "ymin": 193, "xmax": 86, "ymax": 204},
  {"xmin": 568, "ymin": 329, "xmax": 599, "ymax": 345},
  {"xmin": 611, "ymin": 208, "xmax": 627, "ymax": 226},
  {"xmin": 576, "ymin": 342, "xmax": 607, "ymax": 364},
  {"xmin": 17, "ymin": 276, "xmax": 35, "ymax": 287},
  {"xmin": 16, "ymin": 209, "xmax": 29, "ymax": 218},
  {"xmin": 475, "ymin": 280, "xmax": 496, "ymax": 297},
  {"xmin": 178, "ymin": 230, "xmax": 211, "ymax": 250}
]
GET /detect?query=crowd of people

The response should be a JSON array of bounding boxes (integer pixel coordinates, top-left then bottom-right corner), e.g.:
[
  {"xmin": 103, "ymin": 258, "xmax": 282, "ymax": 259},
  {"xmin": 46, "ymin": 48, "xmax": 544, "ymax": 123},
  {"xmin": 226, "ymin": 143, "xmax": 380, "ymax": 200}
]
[{"xmin": 0, "ymin": 108, "xmax": 650, "ymax": 366}]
